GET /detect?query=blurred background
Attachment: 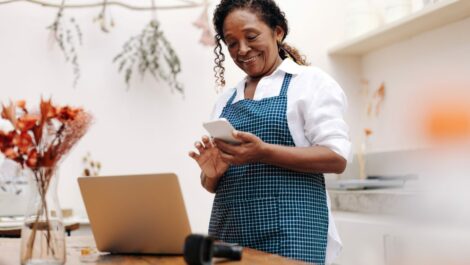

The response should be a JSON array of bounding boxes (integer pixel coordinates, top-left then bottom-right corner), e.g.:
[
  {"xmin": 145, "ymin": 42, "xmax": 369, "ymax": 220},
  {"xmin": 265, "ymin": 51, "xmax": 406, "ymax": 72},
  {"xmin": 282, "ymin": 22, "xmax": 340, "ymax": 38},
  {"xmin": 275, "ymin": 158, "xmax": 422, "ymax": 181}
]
[{"xmin": 0, "ymin": 0, "xmax": 469, "ymax": 264}]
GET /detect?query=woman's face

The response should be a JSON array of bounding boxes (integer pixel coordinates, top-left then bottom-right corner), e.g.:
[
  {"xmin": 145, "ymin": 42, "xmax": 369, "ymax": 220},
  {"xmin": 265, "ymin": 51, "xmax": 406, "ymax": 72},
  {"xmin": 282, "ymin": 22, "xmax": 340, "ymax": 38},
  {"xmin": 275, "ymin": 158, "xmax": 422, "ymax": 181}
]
[{"xmin": 223, "ymin": 9, "xmax": 284, "ymax": 79}]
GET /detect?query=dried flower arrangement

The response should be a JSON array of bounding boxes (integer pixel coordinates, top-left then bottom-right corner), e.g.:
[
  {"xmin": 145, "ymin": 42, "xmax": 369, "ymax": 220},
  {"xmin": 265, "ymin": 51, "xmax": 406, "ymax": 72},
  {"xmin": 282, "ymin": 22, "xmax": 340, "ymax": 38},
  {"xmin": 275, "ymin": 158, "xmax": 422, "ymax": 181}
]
[
  {"xmin": 357, "ymin": 80, "xmax": 387, "ymax": 179},
  {"xmin": 0, "ymin": 99, "xmax": 92, "ymax": 169},
  {"xmin": 0, "ymin": 99, "xmax": 92, "ymax": 264},
  {"xmin": 113, "ymin": 19, "xmax": 183, "ymax": 94}
]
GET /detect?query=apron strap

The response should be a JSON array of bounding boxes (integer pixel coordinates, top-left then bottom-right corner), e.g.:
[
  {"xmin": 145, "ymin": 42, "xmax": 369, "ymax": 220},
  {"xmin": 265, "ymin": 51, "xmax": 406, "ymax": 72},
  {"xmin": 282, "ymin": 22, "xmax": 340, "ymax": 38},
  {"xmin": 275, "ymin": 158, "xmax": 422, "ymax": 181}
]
[
  {"xmin": 226, "ymin": 73, "xmax": 292, "ymax": 106},
  {"xmin": 279, "ymin": 73, "xmax": 293, "ymax": 97},
  {"xmin": 226, "ymin": 89, "xmax": 238, "ymax": 106}
]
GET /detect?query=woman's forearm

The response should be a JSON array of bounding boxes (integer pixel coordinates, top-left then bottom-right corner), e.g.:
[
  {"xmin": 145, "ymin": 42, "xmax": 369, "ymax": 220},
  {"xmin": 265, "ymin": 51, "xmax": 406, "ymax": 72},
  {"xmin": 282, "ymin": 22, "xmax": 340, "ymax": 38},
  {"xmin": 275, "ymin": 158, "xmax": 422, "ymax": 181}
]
[{"xmin": 260, "ymin": 144, "xmax": 347, "ymax": 174}]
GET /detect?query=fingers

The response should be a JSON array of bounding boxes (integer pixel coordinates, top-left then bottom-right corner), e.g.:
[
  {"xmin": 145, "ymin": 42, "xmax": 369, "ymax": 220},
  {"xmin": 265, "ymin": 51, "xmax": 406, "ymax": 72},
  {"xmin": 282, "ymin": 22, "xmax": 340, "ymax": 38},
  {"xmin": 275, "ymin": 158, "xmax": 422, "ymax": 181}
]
[
  {"xmin": 233, "ymin": 130, "xmax": 256, "ymax": 143},
  {"xmin": 201, "ymin": 135, "xmax": 214, "ymax": 148},
  {"xmin": 214, "ymin": 139, "xmax": 238, "ymax": 155},
  {"xmin": 188, "ymin": 151, "xmax": 199, "ymax": 160},
  {"xmin": 188, "ymin": 135, "xmax": 213, "ymax": 160},
  {"xmin": 195, "ymin": 141, "xmax": 205, "ymax": 154},
  {"xmin": 220, "ymin": 152, "xmax": 236, "ymax": 165}
]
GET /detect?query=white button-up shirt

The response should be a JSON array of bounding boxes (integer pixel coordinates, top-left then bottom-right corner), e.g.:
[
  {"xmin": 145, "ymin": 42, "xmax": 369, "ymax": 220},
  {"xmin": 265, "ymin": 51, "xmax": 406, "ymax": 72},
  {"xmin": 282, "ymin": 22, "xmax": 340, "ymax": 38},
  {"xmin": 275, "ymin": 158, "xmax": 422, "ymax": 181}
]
[{"xmin": 210, "ymin": 58, "xmax": 350, "ymax": 264}]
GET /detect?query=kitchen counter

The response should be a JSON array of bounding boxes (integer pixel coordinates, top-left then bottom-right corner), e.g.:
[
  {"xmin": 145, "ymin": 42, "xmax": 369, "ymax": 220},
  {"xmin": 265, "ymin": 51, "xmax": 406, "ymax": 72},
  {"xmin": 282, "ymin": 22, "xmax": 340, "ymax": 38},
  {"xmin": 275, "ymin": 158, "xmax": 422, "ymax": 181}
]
[{"xmin": 328, "ymin": 188, "xmax": 417, "ymax": 215}]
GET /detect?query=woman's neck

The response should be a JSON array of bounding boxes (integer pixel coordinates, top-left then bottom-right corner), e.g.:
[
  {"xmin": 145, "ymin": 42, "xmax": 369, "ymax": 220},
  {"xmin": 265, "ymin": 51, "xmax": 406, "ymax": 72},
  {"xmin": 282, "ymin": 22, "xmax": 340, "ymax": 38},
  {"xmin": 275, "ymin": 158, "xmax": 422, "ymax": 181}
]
[
  {"xmin": 244, "ymin": 56, "xmax": 283, "ymax": 99},
  {"xmin": 247, "ymin": 56, "xmax": 283, "ymax": 83}
]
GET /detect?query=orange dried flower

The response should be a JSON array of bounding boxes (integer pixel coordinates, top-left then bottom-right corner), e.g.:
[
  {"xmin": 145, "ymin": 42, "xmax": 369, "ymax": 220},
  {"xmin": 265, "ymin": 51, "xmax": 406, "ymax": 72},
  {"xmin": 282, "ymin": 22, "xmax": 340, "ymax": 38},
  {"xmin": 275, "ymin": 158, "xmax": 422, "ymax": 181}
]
[
  {"xmin": 5, "ymin": 148, "xmax": 19, "ymax": 160},
  {"xmin": 373, "ymin": 83, "xmax": 386, "ymax": 116},
  {"xmin": 40, "ymin": 99, "xmax": 57, "ymax": 121},
  {"xmin": 13, "ymin": 132, "xmax": 33, "ymax": 155},
  {"xmin": 0, "ymin": 131, "xmax": 14, "ymax": 152},
  {"xmin": 57, "ymin": 106, "xmax": 80, "ymax": 122},
  {"xmin": 17, "ymin": 115, "xmax": 39, "ymax": 132},
  {"xmin": 26, "ymin": 149, "xmax": 38, "ymax": 168},
  {"xmin": 16, "ymin": 100, "xmax": 27, "ymax": 111},
  {"xmin": 1, "ymin": 102, "xmax": 17, "ymax": 128}
]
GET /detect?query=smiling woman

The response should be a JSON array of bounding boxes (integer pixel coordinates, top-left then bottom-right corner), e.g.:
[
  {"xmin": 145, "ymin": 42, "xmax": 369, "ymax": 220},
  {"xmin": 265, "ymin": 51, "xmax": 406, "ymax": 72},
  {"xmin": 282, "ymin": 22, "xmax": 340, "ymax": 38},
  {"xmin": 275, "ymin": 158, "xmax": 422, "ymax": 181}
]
[
  {"xmin": 212, "ymin": 0, "xmax": 307, "ymax": 89},
  {"xmin": 188, "ymin": 1, "xmax": 351, "ymax": 265}
]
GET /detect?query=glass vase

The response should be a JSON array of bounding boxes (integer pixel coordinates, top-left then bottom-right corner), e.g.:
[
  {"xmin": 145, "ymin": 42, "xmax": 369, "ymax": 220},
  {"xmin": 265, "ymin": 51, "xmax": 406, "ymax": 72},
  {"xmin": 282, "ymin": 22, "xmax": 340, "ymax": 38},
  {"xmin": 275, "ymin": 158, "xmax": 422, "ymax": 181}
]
[{"xmin": 20, "ymin": 167, "xmax": 66, "ymax": 265}]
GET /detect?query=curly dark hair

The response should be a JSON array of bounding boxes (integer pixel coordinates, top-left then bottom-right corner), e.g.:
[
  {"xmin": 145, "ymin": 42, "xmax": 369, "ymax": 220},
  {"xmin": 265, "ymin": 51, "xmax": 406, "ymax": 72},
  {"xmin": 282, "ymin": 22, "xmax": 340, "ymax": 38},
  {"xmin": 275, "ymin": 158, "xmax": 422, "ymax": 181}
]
[{"xmin": 212, "ymin": 0, "xmax": 308, "ymax": 88}]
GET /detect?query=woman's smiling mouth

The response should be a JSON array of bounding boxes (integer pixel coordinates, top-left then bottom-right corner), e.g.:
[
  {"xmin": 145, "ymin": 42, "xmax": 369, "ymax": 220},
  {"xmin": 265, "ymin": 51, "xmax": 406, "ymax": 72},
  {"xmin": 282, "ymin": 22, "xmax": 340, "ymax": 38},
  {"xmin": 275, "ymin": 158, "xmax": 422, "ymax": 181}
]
[{"xmin": 239, "ymin": 54, "xmax": 261, "ymax": 64}]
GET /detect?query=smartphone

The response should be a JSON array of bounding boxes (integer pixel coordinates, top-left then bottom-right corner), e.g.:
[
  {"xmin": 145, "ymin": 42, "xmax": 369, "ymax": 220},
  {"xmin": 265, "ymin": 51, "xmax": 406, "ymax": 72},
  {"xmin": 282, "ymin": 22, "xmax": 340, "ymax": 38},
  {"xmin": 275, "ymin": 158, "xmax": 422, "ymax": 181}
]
[{"xmin": 202, "ymin": 118, "xmax": 242, "ymax": 144}]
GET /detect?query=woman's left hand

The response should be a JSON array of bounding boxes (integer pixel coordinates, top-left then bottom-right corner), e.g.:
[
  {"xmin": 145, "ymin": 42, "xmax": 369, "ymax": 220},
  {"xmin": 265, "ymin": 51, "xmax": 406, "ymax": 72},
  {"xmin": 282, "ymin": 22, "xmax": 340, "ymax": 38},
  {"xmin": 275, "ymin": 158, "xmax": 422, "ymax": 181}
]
[{"xmin": 214, "ymin": 130, "xmax": 269, "ymax": 165}]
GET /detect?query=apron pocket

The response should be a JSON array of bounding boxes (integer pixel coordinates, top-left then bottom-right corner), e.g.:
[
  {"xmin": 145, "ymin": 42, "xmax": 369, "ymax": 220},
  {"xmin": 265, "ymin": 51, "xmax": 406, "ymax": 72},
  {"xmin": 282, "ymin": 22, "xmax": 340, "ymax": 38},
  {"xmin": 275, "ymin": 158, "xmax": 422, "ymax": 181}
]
[{"xmin": 215, "ymin": 197, "xmax": 280, "ymax": 252}]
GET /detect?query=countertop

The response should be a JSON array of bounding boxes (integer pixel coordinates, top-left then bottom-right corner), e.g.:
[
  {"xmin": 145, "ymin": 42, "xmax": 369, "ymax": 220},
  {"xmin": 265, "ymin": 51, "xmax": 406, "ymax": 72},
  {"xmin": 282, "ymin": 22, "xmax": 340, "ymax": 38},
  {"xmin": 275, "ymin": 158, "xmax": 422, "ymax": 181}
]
[{"xmin": 328, "ymin": 188, "xmax": 417, "ymax": 215}]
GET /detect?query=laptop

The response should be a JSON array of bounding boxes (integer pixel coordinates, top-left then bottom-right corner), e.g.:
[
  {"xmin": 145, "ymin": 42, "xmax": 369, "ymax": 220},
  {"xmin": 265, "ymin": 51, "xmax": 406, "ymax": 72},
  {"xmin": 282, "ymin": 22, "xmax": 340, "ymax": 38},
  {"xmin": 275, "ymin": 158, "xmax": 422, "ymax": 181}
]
[{"xmin": 78, "ymin": 173, "xmax": 191, "ymax": 254}]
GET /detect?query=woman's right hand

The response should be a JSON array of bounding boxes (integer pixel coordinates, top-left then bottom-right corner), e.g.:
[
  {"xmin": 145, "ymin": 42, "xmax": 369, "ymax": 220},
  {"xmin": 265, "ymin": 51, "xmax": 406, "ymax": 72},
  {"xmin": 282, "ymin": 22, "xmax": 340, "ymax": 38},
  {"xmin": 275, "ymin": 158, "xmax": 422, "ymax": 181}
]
[{"xmin": 188, "ymin": 136, "xmax": 229, "ymax": 192}]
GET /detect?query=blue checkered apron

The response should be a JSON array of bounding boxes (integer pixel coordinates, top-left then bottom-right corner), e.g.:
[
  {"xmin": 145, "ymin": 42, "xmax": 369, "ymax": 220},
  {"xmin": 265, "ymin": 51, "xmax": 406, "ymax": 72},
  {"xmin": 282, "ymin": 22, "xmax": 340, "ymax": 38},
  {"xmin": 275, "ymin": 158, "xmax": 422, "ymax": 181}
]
[{"xmin": 208, "ymin": 74, "xmax": 329, "ymax": 264}]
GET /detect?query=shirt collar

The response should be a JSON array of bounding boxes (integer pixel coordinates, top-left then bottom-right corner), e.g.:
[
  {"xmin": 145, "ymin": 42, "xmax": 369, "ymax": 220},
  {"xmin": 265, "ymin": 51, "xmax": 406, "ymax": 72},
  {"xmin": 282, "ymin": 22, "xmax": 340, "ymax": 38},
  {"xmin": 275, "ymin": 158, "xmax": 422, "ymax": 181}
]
[
  {"xmin": 240, "ymin": 58, "xmax": 302, "ymax": 82},
  {"xmin": 276, "ymin": 58, "xmax": 303, "ymax": 75},
  {"xmin": 233, "ymin": 58, "xmax": 302, "ymax": 100}
]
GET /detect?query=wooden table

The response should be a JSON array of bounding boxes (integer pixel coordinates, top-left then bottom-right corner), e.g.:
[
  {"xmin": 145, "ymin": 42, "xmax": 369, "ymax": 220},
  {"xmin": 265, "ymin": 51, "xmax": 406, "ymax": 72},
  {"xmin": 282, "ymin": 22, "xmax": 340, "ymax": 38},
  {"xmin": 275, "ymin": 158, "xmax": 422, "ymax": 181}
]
[
  {"xmin": 0, "ymin": 236, "xmax": 308, "ymax": 265},
  {"xmin": 0, "ymin": 223, "xmax": 80, "ymax": 238}
]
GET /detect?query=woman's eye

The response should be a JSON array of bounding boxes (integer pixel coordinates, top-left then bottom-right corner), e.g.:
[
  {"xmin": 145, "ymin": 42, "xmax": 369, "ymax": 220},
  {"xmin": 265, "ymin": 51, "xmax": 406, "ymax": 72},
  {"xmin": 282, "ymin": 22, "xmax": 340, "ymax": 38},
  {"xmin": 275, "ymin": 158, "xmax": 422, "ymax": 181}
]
[
  {"xmin": 247, "ymin": 35, "xmax": 258, "ymax": 41},
  {"xmin": 228, "ymin": 42, "xmax": 236, "ymax": 48}
]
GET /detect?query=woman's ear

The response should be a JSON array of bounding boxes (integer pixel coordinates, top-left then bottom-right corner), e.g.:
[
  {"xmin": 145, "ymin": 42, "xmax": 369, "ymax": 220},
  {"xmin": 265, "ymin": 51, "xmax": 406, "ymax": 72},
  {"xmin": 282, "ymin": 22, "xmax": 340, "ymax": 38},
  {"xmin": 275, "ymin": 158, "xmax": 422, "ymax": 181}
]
[{"xmin": 274, "ymin": 26, "xmax": 285, "ymax": 42}]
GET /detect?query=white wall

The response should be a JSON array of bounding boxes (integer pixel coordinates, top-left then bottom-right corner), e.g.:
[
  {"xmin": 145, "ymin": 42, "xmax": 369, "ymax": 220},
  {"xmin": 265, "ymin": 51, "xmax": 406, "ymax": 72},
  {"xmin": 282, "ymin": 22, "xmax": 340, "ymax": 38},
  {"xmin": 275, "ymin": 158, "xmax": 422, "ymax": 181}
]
[
  {"xmin": 360, "ymin": 17, "xmax": 470, "ymax": 153},
  {"xmin": 0, "ymin": 0, "xmax": 356, "ymax": 232}
]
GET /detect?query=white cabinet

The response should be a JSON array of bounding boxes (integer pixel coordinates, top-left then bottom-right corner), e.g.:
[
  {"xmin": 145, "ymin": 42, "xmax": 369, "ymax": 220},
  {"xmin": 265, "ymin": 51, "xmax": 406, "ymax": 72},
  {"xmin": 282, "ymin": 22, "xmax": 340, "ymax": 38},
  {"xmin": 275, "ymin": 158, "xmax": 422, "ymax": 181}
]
[
  {"xmin": 329, "ymin": 0, "xmax": 470, "ymax": 56},
  {"xmin": 333, "ymin": 211, "xmax": 399, "ymax": 265}
]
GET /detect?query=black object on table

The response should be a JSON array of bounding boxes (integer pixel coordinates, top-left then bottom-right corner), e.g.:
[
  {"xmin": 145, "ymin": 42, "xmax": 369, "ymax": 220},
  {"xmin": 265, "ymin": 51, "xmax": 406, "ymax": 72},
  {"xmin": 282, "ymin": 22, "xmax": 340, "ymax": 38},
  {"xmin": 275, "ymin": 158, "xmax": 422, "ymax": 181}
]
[{"xmin": 184, "ymin": 234, "xmax": 243, "ymax": 265}]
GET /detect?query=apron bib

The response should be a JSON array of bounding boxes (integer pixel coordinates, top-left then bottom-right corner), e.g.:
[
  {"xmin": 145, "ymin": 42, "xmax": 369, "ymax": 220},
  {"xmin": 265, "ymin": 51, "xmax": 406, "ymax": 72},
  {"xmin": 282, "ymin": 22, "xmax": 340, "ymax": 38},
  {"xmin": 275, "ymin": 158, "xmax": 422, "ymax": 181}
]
[{"xmin": 209, "ymin": 74, "xmax": 329, "ymax": 264}]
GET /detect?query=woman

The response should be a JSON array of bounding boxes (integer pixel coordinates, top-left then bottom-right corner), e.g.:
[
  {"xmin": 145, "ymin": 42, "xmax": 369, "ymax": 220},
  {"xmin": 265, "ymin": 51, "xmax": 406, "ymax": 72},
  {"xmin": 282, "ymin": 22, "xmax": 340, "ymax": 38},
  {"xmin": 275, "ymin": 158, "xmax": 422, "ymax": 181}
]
[{"xmin": 189, "ymin": 0, "xmax": 350, "ymax": 264}]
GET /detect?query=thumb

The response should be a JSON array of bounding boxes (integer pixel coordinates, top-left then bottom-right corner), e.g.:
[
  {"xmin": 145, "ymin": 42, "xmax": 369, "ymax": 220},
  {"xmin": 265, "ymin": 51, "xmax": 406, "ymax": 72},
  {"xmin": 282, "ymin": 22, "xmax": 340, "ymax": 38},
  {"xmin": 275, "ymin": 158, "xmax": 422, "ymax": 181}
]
[{"xmin": 233, "ymin": 130, "xmax": 256, "ymax": 142}]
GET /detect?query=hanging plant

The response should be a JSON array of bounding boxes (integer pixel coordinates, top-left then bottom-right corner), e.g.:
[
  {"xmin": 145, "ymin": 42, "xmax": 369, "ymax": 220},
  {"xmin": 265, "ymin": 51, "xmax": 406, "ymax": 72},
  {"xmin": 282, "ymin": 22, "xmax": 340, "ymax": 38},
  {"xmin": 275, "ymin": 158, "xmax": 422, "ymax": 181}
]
[
  {"xmin": 47, "ymin": 0, "xmax": 83, "ymax": 87},
  {"xmin": 0, "ymin": 0, "xmax": 208, "ymax": 93},
  {"xmin": 113, "ymin": 19, "xmax": 183, "ymax": 94},
  {"xmin": 93, "ymin": 0, "xmax": 115, "ymax": 33}
]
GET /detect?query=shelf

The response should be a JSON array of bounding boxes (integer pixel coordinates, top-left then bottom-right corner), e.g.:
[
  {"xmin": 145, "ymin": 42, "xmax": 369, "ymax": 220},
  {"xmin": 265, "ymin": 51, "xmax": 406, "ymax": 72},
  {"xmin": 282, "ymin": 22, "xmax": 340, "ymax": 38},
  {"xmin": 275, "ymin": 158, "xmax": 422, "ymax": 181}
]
[{"xmin": 329, "ymin": 0, "xmax": 470, "ymax": 56}]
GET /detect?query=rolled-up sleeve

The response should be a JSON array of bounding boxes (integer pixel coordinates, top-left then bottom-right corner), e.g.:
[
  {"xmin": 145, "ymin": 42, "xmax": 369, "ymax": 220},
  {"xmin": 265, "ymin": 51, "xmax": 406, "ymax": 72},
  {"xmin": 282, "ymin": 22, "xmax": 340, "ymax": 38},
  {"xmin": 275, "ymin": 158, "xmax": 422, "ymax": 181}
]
[{"xmin": 304, "ymin": 78, "xmax": 351, "ymax": 161}]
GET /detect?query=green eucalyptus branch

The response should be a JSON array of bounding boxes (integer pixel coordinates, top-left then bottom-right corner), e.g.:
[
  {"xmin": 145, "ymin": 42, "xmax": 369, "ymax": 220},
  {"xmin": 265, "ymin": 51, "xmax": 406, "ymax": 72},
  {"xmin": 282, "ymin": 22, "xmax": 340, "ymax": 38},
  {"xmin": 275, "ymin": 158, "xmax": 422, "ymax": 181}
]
[{"xmin": 113, "ymin": 20, "xmax": 183, "ymax": 94}]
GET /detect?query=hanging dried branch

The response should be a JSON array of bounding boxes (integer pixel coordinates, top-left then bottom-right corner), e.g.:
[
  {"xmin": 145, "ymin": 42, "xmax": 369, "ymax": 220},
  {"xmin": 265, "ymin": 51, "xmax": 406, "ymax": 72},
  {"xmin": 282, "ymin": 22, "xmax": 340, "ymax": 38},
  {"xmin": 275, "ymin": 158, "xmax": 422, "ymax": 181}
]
[
  {"xmin": 93, "ymin": 0, "xmax": 114, "ymax": 33},
  {"xmin": 47, "ymin": 0, "xmax": 83, "ymax": 87},
  {"xmin": 113, "ymin": 20, "xmax": 183, "ymax": 94}
]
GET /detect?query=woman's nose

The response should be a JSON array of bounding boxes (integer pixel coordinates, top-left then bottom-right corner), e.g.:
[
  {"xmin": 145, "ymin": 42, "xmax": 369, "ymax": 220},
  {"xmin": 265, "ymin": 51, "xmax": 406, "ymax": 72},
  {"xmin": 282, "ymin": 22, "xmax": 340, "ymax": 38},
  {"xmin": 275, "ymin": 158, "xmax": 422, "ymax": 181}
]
[{"xmin": 238, "ymin": 41, "xmax": 251, "ymax": 56}]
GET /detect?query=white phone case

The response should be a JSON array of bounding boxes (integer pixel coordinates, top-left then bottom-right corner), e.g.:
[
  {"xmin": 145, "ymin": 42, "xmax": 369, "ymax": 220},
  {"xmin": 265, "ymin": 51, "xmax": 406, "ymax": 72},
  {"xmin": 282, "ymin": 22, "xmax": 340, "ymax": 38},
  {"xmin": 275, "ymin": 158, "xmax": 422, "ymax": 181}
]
[{"xmin": 202, "ymin": 118, "xmax": 242, "ymax": 144}]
